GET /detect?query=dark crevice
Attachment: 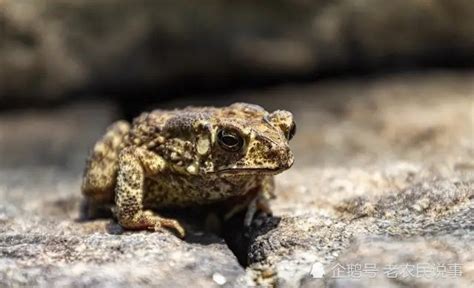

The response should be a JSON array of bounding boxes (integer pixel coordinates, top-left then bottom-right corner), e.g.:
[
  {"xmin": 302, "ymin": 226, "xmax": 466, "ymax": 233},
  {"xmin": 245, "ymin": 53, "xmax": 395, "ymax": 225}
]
[
  {"xmin": 221, "ymin": 211, "xmax": 253, "ymax": 266},
  {"xmin": 221, "ymin": 211, "xmax": 282, "ymax": 267}
]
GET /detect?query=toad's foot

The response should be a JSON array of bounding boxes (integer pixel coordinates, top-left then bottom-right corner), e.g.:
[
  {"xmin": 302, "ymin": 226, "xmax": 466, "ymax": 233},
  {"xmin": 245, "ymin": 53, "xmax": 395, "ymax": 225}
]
[{"xmin": 119, "ymin": 210, "xmax": 186, "ymax": 238}]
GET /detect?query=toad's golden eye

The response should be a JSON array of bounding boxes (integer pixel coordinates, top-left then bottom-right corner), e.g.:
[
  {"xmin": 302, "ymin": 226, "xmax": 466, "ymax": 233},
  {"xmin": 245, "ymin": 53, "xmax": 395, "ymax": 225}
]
[
  {"xmin": 217, "ymin": 128, "xmax": 244, "ymax": 152},
  {"xmin": 287, "ymin": 121, "xmax": 296, "ymax": 140}
]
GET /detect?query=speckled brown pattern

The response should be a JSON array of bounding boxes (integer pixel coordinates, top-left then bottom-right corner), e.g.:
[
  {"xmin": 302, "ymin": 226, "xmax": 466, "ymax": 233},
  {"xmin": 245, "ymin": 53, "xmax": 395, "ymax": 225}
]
[{"xmin": 81, "ymin": 102, "xmax": 295, "ymax": 237}]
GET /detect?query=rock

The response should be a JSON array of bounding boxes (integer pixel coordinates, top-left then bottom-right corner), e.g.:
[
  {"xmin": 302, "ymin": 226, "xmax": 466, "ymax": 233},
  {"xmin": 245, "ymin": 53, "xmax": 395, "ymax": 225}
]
[
  {"xmin": 246, "ymin": 174, "xmax": 472, "ymax": 286},
  {"xmin": 0, "ymin": 169, "xmax": 247, "ymax": 288},
  {"xmin": 1, "ymin": 1, "xmax": 473, "ymax": 104},
  {"xmin": 0, "ymin": 72, "xmax": 473, "ymax": 287},
  {"xmin": 302, "ymin": 235, "xmax": 474, "ymax": 287}
]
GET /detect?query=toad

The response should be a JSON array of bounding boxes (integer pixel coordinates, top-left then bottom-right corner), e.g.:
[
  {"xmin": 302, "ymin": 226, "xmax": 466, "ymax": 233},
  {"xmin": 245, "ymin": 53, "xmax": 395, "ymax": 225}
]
[{"xmin": 81, "ymin": 103, "xmax": 295, "ymax": 237}]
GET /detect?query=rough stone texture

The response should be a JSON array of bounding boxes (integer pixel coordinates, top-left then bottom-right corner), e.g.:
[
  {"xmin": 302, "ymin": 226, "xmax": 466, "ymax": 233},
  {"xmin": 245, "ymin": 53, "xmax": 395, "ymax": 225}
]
[
  {"xmin": 0, "ymin": 169, "xmax": 247, "ymax": 287},
  {"xmin": 1, "ymin": 71, "xmax": 473, "ymax": 287},
  {"xmin": 300, "ymin": 234, "xmax": 474, "ymax": 287},
  {"xmin": 246, "ymin": 175, "xmax": 472, "ymax": 287},
  {"xmin": 1, "ymin": 0, "xmax": 474, "ymax": 104}
]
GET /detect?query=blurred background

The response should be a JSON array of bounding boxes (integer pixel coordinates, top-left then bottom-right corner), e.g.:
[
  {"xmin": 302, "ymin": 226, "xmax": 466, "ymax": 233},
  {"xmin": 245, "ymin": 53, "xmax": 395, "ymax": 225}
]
[
  {"xmin": 1, "ymin": 2, "xmax": 474, "ymax": 286},
  {"xmin": 0, "ymin": 0, "xmax": 473, "ymax": 171}
]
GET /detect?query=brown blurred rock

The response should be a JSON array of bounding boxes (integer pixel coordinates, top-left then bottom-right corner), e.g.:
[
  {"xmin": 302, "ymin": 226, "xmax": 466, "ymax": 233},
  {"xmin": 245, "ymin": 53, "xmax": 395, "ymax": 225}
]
[
  {"xmin": 1, "ymin": 0, "xmax": 473, "ymax": 104},
  {"xmin": 0, "ymin": 101, "xmax": 118, "ymax": 169}
]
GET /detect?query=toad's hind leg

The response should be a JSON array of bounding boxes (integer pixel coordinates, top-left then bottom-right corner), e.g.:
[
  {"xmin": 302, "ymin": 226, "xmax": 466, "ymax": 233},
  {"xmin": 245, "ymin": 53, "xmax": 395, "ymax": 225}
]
[{"xmin": 81, "ymin": 121, "xmax": 130, "ymax": 218}]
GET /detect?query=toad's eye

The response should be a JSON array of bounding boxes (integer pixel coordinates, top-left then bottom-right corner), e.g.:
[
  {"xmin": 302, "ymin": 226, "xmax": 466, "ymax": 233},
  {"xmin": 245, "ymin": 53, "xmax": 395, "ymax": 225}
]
[
  {"xmin": 217, "ymin": 128, "xmax": 244, "ymax": 152},
  {"xmin": 287, "ymin": 121, "xmax": 296, "ymax": 140}
]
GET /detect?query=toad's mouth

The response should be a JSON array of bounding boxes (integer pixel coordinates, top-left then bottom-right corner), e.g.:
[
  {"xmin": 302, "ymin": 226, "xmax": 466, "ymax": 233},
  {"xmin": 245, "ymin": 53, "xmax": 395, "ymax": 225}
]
[{"xmin": 214, "ymin": 165, "xmax": 291, "ymax": 176}]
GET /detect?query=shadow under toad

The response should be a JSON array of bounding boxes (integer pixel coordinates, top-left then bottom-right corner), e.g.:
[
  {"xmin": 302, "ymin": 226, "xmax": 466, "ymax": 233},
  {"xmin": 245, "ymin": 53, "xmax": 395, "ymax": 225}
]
[{"xmin": 77, "ymin": 200, "xmax": 281, "ymax": 266}]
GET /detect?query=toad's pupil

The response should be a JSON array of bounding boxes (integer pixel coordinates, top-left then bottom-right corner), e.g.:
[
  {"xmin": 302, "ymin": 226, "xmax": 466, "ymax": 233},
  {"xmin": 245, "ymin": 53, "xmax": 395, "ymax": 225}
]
[{"xmin": 222, "ymin": 135, "xmax": 238, "ymax": 146}]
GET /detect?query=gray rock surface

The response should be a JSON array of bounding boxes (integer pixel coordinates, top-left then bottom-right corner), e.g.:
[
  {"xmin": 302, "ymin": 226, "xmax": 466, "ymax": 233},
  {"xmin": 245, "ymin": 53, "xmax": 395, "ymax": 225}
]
[
  {"xmin": 0, "ymin": 169, "xmax": 247, "ymax": 287},
  {"xmin": 1, "ymin": 0, "xmax": 474, "ymax": 103},
  {"xmin": 1, "ymin": 71, "xmax": 473, "ymax": 287}
]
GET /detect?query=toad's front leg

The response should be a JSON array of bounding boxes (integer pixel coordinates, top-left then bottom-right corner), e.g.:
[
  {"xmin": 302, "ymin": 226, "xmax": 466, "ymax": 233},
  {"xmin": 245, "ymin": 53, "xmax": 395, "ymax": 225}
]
[
  {"xmin": 244, "ymin": 176, "xmax": 275, "ymax": 226},
  {"xmin": 224, "ymin": 176, "xmax": 275, "ymax": 226},
  {"xmin": 115, "ymin": 147, "xmax": 186, "ymax": 238}
]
